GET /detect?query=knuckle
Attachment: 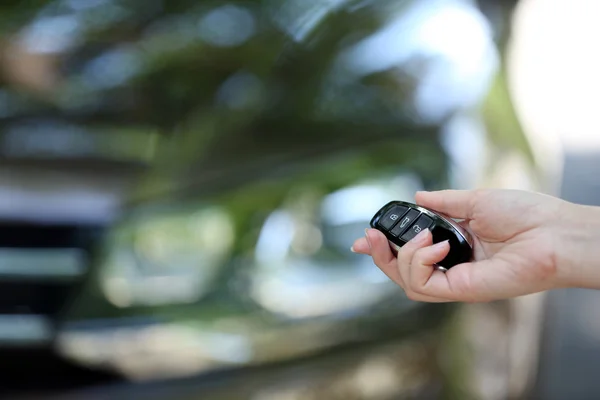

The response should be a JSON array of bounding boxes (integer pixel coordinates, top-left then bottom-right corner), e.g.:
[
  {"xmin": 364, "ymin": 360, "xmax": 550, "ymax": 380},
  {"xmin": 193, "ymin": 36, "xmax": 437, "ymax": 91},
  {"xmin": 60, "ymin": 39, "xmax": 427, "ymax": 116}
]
[
  {"xmin": 370, "ymin": 251, "xmax": 382, "ymax": 264},
  {"xmin": 370, "ymin": 248, "xmax": 387, "ymax": 264},
  {"xmin": 451, "ymin": 269, "xmax": 479, "ymax": 303},
  {"xmin": 373, "ymin": 258, "xmax": 386, "ymax": 271},
  {"xmin": 405, "ymin": 290, "xmax": 420, "ymax": 302},
  {"xmin": 398, "ymin": 242, "xmax": 415, "ymax": 255},
  {"xmin": 470, "ymin": 189, "xmax": 487, "ymax": 218},
  {"xmin": 396, "ymin": 247, "xmax": 412, "ymax": 265},
  {"xmin": 412, "ymin": 247, "xmax": 428, "ymax": 264},
  {"xmin": 540, "ymin": 233, "xmax": 559, "ymax": 279},
  {"xmin": 411, "ymin": 284, "xmax": 426, "ymax": 295}
]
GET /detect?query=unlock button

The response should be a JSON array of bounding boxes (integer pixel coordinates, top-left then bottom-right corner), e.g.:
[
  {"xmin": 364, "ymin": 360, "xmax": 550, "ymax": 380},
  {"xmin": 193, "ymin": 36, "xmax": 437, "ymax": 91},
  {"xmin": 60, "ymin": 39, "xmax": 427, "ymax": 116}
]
[{"xmin": 400, "ymin": 214, "xmax": 434, "ymax": 242}]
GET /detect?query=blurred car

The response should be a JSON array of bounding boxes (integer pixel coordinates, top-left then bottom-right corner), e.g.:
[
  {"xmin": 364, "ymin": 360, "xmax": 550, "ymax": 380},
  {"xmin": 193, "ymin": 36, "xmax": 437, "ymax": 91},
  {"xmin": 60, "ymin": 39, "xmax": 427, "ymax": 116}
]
[{"xmin": 0, "ymin": 0, "xmax": 543, "ymax": 399}]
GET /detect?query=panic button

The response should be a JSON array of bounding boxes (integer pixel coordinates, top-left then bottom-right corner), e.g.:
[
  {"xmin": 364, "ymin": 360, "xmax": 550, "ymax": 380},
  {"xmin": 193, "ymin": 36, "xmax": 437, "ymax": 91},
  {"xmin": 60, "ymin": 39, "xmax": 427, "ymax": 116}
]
[{"xmin": 400, "ymin": 214, "xmax": 434, "ymax": 242}]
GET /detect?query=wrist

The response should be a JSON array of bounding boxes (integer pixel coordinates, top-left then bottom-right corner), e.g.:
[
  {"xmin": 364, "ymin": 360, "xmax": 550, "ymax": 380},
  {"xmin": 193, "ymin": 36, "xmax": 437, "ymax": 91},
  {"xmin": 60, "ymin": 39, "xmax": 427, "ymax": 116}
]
[{"xmin": 556, "ymin": 201, "xmax": 600, "ymax": 289}]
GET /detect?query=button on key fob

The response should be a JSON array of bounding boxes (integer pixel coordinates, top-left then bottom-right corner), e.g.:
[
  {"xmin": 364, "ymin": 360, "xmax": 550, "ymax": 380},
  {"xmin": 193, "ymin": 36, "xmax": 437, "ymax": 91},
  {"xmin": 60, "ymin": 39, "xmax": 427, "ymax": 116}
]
[{"xmin": 370, "ymin": 201, "xmax": 473, "ymax": 270}]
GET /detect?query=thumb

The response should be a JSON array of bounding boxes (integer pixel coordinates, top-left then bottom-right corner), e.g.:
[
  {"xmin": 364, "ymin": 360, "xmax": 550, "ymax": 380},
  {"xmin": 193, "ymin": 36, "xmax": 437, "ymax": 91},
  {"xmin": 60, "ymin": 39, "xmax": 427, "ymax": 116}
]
[{"xmin": 415, "ymin": 190, "xmax": 478, "ymax": 219}]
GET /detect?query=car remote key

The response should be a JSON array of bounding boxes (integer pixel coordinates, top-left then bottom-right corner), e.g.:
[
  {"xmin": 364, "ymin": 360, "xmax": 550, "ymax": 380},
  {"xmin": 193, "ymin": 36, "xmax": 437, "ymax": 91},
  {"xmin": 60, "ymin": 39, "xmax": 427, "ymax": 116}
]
[{"xmin": 370, "ymin": 200, "xmax": 473, "ymax": 270}]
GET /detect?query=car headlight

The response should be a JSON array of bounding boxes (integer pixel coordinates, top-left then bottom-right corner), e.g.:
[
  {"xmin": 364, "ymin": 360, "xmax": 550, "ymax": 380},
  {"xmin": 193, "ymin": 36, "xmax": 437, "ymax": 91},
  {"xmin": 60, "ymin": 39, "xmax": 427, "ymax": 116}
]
[
  {"xmin": 247, "ymin": 173, "xmax": 425, "ymax": 320},
  {"xmin": 100, "ymin": 205, "xmax": 235, "ymax": 307}
]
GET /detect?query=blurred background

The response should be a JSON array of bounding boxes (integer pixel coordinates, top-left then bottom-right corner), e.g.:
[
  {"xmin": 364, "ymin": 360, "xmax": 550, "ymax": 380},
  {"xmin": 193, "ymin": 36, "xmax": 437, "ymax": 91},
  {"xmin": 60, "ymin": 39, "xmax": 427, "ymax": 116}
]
[{"xmin": 0, "ymin": 0, "xmax": 596, "ymax": 399}]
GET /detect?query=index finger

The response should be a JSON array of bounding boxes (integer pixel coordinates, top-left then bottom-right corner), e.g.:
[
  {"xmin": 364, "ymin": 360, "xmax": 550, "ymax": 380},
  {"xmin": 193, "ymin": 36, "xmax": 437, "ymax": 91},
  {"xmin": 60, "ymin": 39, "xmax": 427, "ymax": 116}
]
[{"xmin": 415, "ymin": 190, "xmax": 480, "ymax": 219}]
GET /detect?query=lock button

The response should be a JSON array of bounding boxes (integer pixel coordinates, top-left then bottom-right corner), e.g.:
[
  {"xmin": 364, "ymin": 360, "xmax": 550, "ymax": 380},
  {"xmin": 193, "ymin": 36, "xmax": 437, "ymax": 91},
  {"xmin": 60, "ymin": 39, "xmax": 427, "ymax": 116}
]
[
  {"xmin": 377, "ymin": 205, "xmax": 409, "ymax": 230},
  {"xmin": 400, "ymin": 214, "xmax": 434, "ymax": 242}
]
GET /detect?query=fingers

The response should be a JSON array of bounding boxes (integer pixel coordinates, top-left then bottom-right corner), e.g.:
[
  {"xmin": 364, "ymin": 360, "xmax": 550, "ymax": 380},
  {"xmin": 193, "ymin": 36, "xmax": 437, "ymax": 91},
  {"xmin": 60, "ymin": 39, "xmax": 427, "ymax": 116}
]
[
  {"xmin": 401, "ymin": 289, "xmax": 451, "ymax": 303},
  {"xmin": 363, "ymin": 228, "xmax": 452, "ymax": 303},
  {"xmin": 397, "ymin": 228, "xmax": 432, "ymax": 285},
  {"xmin": 409, "ymin": 241, "xmax": 450, "ymax": 290},
  {"xmin": 396, "ymin": 229, "xmax": 453, "ymax": 302},
  {"xmin": 351, "ymin": 237, "xmax": 370, "ymax": 254},
  {"xmin": 363, "ymin": 229, "xmax": 402, "ymax": 285},
  {"xmin": 406, "ymin": 257, "xmax": 519, "ymax": 303},
  {"xmin": 415, "ymin": 190, "xmax": 479, "ymax": 219},
  {"xmin": 354, "ymin": 221, "xmax": 517, "ymax": 303},
  {"xmin": 397, "ymin": 233, "xmax": 482, "ymax": 302}
]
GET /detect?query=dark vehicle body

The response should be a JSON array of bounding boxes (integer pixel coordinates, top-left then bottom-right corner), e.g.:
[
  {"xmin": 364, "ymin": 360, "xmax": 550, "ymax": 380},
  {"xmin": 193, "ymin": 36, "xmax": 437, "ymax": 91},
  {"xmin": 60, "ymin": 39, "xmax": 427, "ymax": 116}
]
[{"xmin": 0, "ymin": 0, "xmax": 540, "ymax": 399}]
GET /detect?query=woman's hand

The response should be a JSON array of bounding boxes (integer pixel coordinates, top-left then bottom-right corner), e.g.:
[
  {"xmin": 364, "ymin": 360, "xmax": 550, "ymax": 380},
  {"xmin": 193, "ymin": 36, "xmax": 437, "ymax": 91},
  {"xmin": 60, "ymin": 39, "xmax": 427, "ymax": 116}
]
[{"xmin": 351, "ymin": 189, "xmax": 592, "ymax": 302}]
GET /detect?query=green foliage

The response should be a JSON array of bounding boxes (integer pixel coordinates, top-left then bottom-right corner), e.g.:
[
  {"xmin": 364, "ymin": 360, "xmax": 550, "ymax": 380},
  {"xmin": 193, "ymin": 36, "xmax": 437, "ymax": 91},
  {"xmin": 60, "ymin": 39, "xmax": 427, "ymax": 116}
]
[{"xmin": 482, "ymin": 67, "xmax": 533, "ymax": 161}]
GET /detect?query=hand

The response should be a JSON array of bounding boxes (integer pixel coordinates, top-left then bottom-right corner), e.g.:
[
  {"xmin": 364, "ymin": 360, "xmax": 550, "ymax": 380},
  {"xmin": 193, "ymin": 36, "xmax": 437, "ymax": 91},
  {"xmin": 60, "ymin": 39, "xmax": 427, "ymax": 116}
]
[{"xmin": 351, "ymin": 189, "xmax": 579, "ymax": 302}]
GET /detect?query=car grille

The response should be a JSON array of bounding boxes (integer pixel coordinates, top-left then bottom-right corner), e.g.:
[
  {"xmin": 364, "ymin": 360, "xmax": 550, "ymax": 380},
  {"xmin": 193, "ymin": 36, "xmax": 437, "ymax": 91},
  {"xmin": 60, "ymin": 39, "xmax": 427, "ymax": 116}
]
[{"xmin": 0, "ymin": 223, "xmax": 102, "ymax": 346}]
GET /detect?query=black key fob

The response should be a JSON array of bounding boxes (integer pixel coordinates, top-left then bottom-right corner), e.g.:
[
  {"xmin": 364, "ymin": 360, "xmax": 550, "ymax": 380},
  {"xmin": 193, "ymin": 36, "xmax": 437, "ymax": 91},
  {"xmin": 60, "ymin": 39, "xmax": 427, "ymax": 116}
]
[{"xmin": 370, "ymin": 201, "xmax": 473, "ymax": 270}]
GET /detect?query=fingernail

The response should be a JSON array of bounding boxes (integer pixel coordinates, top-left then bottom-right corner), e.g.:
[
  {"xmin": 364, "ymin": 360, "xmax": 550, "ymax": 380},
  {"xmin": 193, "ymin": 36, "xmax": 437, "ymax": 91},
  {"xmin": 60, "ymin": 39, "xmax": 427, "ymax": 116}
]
[
  {"xmin": 350, "ymin": 245, "xmax": 356, "ymax": 253},
  {"xmin": 411, "ymin": 228, "xmax": 429, "ymax": 243},
  {"xmin": 431, "ymin": 240, "xmax": 449, "ymax": 251},
  {"xmin": 364, "ymin": 228, "xmax": 372, "ymax": 249}
]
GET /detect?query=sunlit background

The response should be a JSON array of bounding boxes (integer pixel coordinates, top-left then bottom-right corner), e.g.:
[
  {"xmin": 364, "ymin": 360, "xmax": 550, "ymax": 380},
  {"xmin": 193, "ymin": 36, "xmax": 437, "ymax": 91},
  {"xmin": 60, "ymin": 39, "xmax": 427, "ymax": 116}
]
[{"xmin": 0, "ymin": 0, "xmax": 597, "ymax": 399}]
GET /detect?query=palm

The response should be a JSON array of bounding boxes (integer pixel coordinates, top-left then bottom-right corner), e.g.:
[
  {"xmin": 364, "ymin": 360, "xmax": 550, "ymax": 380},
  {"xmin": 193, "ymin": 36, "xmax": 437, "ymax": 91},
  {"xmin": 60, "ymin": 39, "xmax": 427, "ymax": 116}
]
[{"xmin": 447, "ymin": 190, "xmax": 562, "ymax": 299}]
